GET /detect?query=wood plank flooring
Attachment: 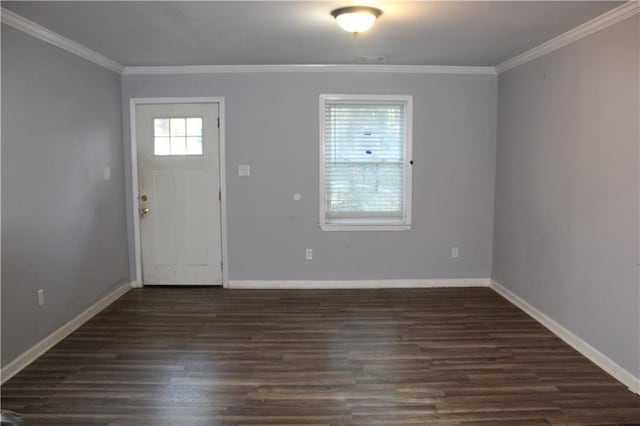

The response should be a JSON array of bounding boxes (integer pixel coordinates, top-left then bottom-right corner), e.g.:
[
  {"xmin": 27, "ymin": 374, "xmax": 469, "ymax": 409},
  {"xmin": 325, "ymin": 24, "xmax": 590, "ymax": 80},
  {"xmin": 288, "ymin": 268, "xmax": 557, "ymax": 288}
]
[{"xmin": 2, "ymin": 287, "xmax": 639, "ymax": 425}]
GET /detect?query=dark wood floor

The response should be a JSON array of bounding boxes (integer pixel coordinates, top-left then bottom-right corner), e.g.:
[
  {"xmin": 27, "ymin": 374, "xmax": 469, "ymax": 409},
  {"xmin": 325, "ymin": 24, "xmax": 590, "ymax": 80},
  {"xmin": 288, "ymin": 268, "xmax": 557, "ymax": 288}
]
[{"xmin": 2, "ymin": 287, "xmax": 639, "ymax": 425}]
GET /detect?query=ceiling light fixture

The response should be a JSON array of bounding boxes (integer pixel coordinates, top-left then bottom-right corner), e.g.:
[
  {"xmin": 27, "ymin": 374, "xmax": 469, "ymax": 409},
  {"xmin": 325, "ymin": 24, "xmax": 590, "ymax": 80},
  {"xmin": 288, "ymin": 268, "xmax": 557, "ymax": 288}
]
[{"xmin": 331, "ymin": 6, "xmax": 383, "ymax": 36}]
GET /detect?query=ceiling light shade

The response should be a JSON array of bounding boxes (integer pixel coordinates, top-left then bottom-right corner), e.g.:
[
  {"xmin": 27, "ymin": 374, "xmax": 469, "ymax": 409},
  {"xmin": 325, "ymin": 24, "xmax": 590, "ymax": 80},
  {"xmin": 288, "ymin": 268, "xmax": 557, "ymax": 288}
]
[{"xmin": 331, "ymin": 6, "xmax": 383, "ymax": 35}]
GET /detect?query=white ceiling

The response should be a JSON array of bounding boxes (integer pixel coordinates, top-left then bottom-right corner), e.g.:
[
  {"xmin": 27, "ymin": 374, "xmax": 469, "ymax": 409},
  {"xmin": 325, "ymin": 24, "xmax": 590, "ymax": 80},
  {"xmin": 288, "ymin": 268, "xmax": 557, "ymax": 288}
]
[{"xmin": 3, "ymin": 1, "xmax": 623, "ymax": 67}]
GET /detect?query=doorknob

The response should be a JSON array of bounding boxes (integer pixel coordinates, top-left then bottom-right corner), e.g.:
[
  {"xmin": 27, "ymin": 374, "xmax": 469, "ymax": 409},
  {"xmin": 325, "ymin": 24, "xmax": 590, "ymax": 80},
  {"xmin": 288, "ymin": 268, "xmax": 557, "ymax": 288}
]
[{"xmin": 140, "ymin": 207, "xmax": 150, "ymax": 216}]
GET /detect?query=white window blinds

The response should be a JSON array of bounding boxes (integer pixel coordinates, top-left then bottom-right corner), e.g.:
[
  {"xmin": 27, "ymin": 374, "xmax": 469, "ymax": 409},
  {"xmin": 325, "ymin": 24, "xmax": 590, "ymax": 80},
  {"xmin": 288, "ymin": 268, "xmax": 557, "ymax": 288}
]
[{"xmin": 321, "ymin": 96, "xmax": 411, "ymax": 227}]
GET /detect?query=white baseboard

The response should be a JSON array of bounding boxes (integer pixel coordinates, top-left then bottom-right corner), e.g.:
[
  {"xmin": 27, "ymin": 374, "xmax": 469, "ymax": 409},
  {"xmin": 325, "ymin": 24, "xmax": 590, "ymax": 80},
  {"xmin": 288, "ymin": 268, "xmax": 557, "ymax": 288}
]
[
  {"xmin": 9, "ymin": 279, "xmax": 635, "ymax": 394},
  {"xmin": 490, "ymin": 279, "xmax": 640, "ymax": 395},
  {"xmin": 228, "ymin": 278, "xmax": 491, "ymax": 289},
  {"xmin": 1, "ymin": 280, "xmax": 134, "ymax": 384}
]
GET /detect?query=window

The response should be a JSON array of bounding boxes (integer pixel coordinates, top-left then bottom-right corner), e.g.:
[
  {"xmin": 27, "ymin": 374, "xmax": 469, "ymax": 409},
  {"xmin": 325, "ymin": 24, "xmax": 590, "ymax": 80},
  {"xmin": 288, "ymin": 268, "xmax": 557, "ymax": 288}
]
[
  {"xmin": 320, "ymin": 94, "xmax": 412, "ymax": 231},
  {"xmin": 154, "ymin": 117, "xmax": 203, "ymax": 156}
]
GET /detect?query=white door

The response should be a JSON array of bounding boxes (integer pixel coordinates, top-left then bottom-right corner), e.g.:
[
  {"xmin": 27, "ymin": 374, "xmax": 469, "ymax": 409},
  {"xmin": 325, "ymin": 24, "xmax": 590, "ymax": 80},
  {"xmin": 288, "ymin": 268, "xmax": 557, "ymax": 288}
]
[{"xmin": 136, "ymin": 103, "xmax": 222, "ymax": 285}]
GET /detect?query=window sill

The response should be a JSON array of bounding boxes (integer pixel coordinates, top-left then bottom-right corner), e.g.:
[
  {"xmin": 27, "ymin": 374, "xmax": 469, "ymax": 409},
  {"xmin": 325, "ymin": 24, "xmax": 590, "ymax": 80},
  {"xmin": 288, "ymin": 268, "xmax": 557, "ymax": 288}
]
[{"xmin": 320, "ymin": 223, "xmax": 412, "ymax": 232}]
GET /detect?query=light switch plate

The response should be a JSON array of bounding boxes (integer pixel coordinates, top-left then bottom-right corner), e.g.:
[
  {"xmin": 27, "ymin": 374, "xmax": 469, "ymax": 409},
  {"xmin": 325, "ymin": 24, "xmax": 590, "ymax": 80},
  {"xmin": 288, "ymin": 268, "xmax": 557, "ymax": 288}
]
[
  {"xmin": 238, "ymin": 164, "xmax": 251, "ymax": 177},
  {"xmin": 451, "ymin": 247, "xmax": 459, "ymax": 259}
]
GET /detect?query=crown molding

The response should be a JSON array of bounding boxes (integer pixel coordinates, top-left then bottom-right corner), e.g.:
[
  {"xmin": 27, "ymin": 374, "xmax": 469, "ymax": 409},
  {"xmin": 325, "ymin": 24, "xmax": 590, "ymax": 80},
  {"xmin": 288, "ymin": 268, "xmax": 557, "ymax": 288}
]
[
  {"xmin": 1, "ymin": 8, "xmax": 124, "ymax": 74},
  {"xmin": 496, "ymin": 1, "xmax": 640, "ymax": 74},
  {"xmin": 122, "ymin": 64, "xmax": 497, "ymax": 76},
  {"xmin": 5, "ymin": 1, "xmax": 636, "ymax": 77}
]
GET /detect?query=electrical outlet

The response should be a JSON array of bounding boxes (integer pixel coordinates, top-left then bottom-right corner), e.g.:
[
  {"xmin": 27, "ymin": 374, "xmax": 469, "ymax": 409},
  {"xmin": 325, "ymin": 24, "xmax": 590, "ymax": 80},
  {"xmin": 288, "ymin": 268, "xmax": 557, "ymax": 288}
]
[
  {"xmin": 305, "ymin": 248, "xmax": 313, "ymax": 260},
  {"xmin": 37, "ymin": 289, "xmax": 45, "ymax": 307},
  {"xmin": 451, "ymin": 247, "xmax": 459, "ymax": 259}
]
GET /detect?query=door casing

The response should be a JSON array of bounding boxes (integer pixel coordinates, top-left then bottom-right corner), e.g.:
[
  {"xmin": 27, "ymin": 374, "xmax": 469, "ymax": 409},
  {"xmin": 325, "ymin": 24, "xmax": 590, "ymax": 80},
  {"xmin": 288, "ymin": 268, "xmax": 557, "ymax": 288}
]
[{"xmin": 128, "ymin": 97, "xmax": 228, "ymax": 288}]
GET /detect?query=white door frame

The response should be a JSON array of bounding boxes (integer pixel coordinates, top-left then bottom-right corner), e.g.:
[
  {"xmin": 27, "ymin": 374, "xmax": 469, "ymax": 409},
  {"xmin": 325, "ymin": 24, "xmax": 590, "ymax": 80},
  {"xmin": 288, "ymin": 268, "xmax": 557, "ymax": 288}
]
[{"xmin": 129, "ymin": 97, "xmax": 228, "ymax": 288}]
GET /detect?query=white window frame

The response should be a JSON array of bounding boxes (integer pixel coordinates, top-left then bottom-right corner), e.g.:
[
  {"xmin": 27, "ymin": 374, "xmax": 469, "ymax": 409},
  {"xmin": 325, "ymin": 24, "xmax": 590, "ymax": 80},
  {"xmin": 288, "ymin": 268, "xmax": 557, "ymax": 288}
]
[{"xmin": 319, "ymin": 94, "xmax": 413, "ymax": 231}]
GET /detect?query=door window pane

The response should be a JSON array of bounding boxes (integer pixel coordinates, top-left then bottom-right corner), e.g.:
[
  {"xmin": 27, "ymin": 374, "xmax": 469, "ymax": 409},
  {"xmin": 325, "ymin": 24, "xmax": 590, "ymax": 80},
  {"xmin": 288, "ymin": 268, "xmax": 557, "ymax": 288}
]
[
  {"xmin": 154, "ymin": 118, "xmax": 170, "ymax": 136},
  {"xmin": 154, "ymin": 136, "xmax": 171, "ymax": 156},
  {"xmin": 171, "ymin": 137, "xmax": 187, "ymax": 155},
  {"xmin": 153, "ymin": 117, "xmax": 204, "ymax": 156},
  {"xmin": 186, "ymin": 118, "xmax": 202, "ymax": 136},
  {"xmin": 170, "ymin": 118, "xmax": 186, "ymax": 136},
  {"xmin": 187, "ymin": 137, "xmax": 203, "ymax": 155}
]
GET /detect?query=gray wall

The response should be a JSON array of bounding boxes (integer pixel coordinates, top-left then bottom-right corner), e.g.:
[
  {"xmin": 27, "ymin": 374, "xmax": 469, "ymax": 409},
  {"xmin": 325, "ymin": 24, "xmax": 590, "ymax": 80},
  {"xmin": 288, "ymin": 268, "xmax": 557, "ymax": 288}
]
[
  {"xmin": 493, "ymin": 16, "xmax": 639, "ymax": 377},
  {"xmin": 122, "ymin": 72, "xmax": 497, "ymax": 281},
  {"xmin": 1, "ymin": 25, "xmax": 129, "ymax": 367}
]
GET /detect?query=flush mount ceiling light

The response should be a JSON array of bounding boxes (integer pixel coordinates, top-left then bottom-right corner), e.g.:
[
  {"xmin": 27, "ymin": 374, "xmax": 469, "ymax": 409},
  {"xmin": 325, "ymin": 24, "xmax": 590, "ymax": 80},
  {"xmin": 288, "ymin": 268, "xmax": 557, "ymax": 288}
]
[{"xmin": 331, "ymin": 6, "xmax": 383, "ymax": 35}]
